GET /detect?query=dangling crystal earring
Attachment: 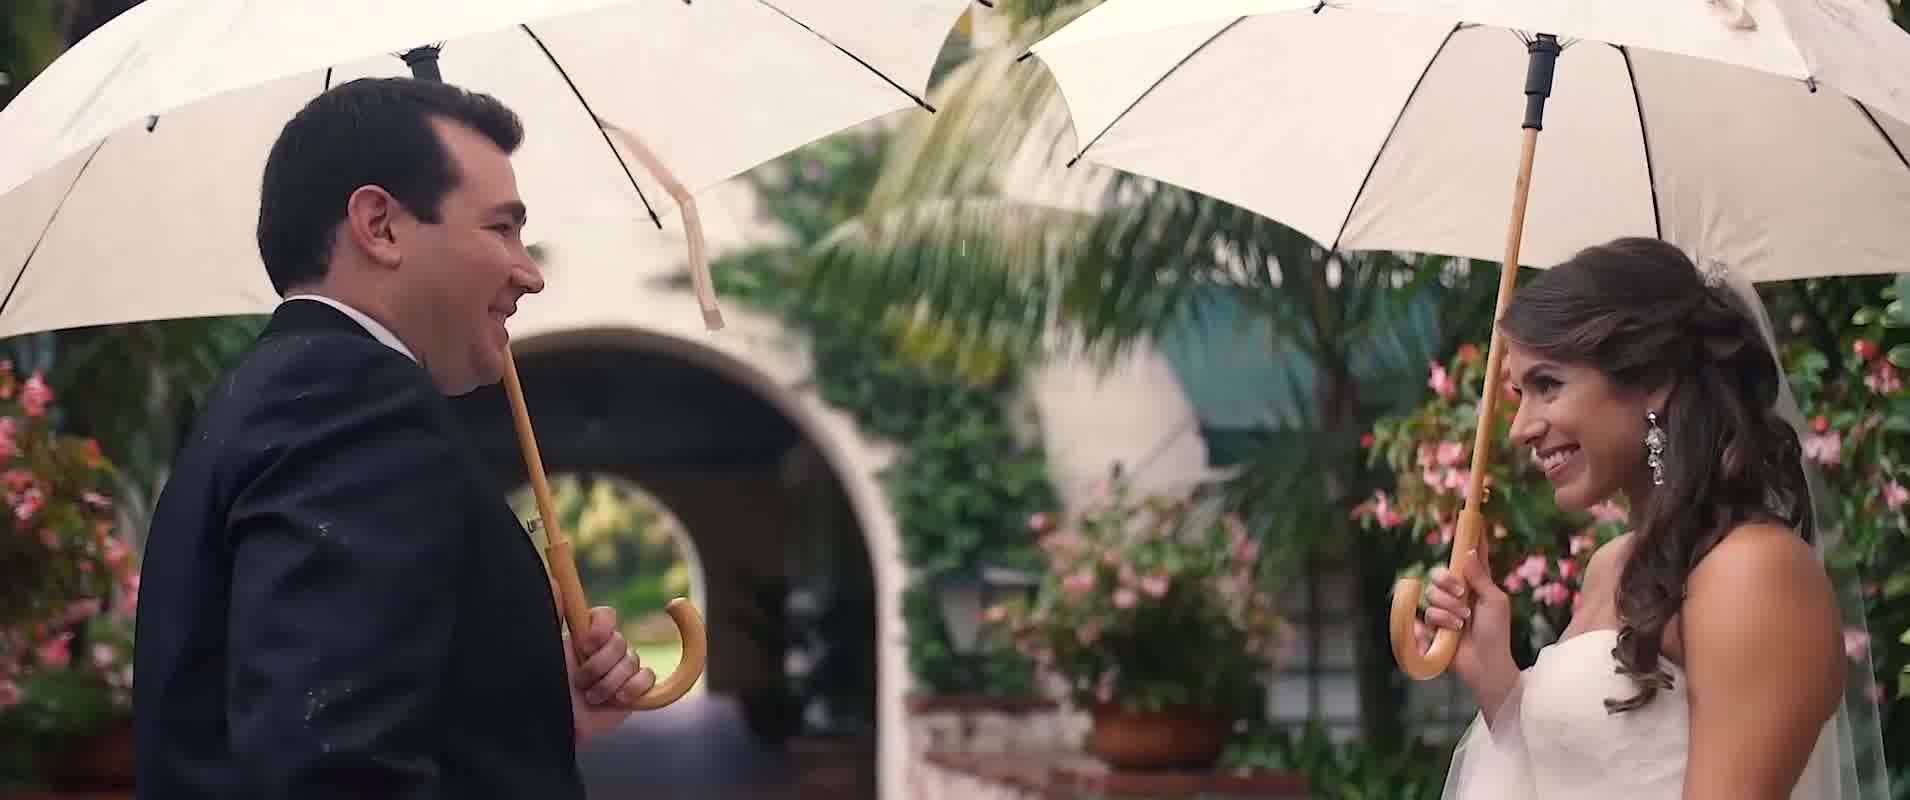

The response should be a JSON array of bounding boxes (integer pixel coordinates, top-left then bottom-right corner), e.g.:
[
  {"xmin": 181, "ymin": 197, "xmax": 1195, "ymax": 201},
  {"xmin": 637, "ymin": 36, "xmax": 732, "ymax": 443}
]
[{"xmin": 1645, "ymin": 411, "xmax": 1667, "ymax": 486}]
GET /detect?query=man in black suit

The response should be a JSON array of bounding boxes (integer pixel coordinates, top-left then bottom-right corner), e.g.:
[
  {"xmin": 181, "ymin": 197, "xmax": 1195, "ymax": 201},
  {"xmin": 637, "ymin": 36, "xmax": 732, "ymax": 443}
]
[{"xmin": 132, "ymin": 77, "xmax": 653, "ymax": 799}]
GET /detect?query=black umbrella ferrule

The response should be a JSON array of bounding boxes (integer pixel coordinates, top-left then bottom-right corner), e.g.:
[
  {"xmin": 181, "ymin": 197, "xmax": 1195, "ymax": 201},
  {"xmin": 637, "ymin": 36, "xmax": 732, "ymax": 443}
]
[
  {"xmin": 1523, "ymin": 33, "xmax": 1560, "ymax": 131},
  {"xmin": 402, "ymin": 45, "xmax": 444, "ymax": 82}
]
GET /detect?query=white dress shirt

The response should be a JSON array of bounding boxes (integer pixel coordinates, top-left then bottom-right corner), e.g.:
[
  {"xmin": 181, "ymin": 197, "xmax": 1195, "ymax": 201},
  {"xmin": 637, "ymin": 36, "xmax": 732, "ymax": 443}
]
[{"xmin": 281, "ymin": 294, "xmax": 418, "ymax": 364}]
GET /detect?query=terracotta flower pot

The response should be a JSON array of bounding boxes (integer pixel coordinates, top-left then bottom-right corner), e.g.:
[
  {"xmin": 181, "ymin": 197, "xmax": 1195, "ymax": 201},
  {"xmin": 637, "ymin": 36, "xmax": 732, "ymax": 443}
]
[
  {"xmin": 1086, "ymin": 703, "xmax": 1229, "ymax": 771},
  {"xmin": 46, "ymin": 716, "xmax": 136, "ymax": 791}
]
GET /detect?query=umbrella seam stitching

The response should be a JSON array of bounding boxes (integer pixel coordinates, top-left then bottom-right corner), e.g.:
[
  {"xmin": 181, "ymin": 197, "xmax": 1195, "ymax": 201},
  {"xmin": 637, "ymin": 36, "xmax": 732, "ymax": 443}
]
[
  {"xmin": 516, "ymin": 23, "xmax": 664, "ymax": 229},
  {"xmin": 1064, "ymin": 16, "xmax": 1245, "ymax": 168},
  {"xmin": 1326, "ymin": 22, "xmax": 1463, "ymax": 255},
  {"xmin": 1616, "ymin": 45, "xmax": 1664, "ymax": 240},
  {"xmin": 0, "ymin": 138, "xmax": 108, "ymax": 324},
  {"xmin": 752, "ymin": 0, "xmax": 936, "ymax": 113}
]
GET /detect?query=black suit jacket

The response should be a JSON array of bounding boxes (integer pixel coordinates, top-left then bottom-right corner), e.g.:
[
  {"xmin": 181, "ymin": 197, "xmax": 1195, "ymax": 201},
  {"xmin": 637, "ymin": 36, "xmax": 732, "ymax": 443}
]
[{"xmin": 133, "ymin": 299, "xmax": 583, "ymax": 799}]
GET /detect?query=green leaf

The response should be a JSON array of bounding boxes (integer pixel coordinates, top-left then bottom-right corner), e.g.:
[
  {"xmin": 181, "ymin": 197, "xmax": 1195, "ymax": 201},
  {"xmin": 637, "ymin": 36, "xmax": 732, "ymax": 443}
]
[
  {"xmin": 1853, "ymin": 307, "xmax": 1878, "ymax": 326},
  {"xmin": 1884, "ymin": 572, "xmax": 1910, "ymax": 598},
  {"xmin": 1888, "ymin": 344, "xmax": 1910, "ymax": 368}
]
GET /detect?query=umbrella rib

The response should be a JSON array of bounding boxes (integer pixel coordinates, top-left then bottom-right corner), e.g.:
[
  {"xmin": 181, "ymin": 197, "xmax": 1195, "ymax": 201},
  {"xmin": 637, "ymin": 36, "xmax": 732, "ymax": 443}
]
[
  {"xmin": 0, "ymin": 139, "xmax": 108, "ymax": 322},
  {"xmin": 1325, "ymin": 23, "xmax": 1461, "ymax": 254},
  {"xmin": 752, "ymin": 0, "xmax": 936, "ymax": 113},
  {"xmin": 1616, "ymin": 46, "xmax": 1663, "ymax": 239},
  {"xmin": 1849, "ymin": 100, "xmax": 1910, "ymax": 173},
  {"xmin": 517, "ymin": 24, "xmax": 663, "ymax": 229},
  {"xmin": 1065, "ymin": 17, "xmax": 1245, "ymax": 168}
]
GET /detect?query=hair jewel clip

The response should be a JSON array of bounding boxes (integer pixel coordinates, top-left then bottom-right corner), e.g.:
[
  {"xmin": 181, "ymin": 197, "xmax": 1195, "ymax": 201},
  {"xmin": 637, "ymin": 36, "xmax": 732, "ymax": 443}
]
[{"xmin": 1698, "ymin": 258, "xmax": 1731, "ymax": 289}]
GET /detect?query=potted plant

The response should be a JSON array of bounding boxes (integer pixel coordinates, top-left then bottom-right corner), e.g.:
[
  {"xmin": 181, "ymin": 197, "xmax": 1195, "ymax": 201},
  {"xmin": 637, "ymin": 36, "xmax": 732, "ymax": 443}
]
[
  {"xmin": 983, "ymin": 468, "xmax": 1292, "ymax": 771},
  {"xmin": 0, "ymin": 364, "xmax": 139, "ymax": 791}
]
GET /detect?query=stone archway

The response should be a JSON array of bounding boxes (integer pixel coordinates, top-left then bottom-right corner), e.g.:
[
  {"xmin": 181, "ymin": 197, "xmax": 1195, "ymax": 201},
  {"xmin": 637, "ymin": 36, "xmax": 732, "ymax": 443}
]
[{"xmin": 446, "ymin": 325, "xmax": 903, "ymax": 798}]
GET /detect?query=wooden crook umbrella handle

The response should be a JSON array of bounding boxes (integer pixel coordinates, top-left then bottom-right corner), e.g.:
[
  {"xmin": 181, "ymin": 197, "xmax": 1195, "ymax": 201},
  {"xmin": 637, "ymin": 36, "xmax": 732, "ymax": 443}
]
[
  {"xmin": 502, "ymin": 348, "xmax": 708, "ymax": 709},
  {"xmin": 1390, "ymin": 126, "xmax": 1540, "ymax": 680}
]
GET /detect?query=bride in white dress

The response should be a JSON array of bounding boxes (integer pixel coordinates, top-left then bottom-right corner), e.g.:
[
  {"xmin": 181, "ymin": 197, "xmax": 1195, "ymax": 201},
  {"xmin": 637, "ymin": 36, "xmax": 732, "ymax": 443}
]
[{"xmin": 1419, "ymin": 238, "xmax": 1889, "ymax": 799}]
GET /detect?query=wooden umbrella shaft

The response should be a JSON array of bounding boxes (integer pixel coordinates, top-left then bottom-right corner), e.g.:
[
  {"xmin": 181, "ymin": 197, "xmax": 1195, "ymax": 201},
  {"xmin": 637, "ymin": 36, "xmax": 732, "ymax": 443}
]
[
  {"xmin": 1391, "ymin": 34, "xmax": 1559, "ymax": 680},
  {"xmin": 500, "ymin": 347, "xmax": 706, "ymax": 710},
  {"xmin": 397, "ymin": 42, "xmax": 705, "ymax": 710}
]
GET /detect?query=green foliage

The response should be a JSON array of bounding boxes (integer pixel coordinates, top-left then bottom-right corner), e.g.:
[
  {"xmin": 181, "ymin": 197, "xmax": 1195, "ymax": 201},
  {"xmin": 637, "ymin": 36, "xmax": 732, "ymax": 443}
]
[
  {"xmin": 1223, "ymin": 721, "xmax": 1452, "ymax": 800},
  {"xmin": 688, "ymin": 128, "xmax": 1061, "ymax": 696},
  {"xmin": 508, "ymin": 474, "xmax": 691, "ymax": 644}
]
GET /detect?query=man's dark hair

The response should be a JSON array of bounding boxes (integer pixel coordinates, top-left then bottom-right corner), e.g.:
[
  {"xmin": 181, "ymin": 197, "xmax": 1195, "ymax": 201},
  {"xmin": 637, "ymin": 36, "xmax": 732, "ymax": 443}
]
[{"xmin": 256, "ymin": 77, "xmax": 524, "ymax": 294}]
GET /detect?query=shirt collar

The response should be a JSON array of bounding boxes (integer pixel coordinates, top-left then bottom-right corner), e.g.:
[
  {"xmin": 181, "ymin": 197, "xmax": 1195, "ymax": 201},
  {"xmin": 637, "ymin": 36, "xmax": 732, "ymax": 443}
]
[{"xmin": 280, "ymin": 294, "xmax": 418, "ymax": 363}]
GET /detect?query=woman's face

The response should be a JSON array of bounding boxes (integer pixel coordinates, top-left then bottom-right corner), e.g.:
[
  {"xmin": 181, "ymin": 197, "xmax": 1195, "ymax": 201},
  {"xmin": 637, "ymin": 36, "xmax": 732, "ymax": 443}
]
[{"xmin": 1504, "ymin": 341, "xmax": 1665, "ymax": 511}]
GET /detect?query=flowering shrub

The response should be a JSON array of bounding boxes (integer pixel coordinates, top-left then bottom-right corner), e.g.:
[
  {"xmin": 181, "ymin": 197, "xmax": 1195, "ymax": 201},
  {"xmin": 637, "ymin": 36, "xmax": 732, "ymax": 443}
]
[
  {"xmin": 1363, "ymin": 315, "xmax": 1910, "ymax": 705},
  {"xmin": 982, "ymin": 469, "xmax": 1292, "ymax": 714},
  {"xmin": 1785, "ymin": 299, "xmax": 1910, "ymax": 706},
  {"xmin": 1358, "ymin": 345, "xmax": 1628, "ymax": 656},
  {"xmin": 0, "ymin": 362, "xmax": 138, "ymax": 761}
]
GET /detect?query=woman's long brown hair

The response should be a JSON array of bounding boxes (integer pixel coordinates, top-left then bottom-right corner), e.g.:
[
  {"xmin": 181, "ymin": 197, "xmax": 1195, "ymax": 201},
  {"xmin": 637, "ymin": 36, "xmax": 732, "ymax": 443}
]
[{"xmin": 1498, "ymin": 237, "xmax": 1811, "ymax": 713}]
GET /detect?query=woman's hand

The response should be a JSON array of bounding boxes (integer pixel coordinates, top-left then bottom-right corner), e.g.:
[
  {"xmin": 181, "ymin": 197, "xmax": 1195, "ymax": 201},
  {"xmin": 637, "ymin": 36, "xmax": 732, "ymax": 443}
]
[{"xmin": 1418, "ymin": 547, "xmax": 1522, "ymax": 720}]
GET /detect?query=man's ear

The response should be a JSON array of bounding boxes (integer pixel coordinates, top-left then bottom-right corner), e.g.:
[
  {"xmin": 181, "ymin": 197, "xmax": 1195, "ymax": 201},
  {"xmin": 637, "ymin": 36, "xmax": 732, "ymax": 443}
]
[{"xmin": 343, "ymin": 185, "xmax": 404, "ymax": 269}]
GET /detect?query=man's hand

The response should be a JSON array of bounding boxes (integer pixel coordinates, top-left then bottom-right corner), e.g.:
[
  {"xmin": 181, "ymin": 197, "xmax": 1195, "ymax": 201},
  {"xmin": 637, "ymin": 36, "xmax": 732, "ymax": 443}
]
[{"xmin": 561, "ymin": 605, "xmax": 657, "ymax": 742}]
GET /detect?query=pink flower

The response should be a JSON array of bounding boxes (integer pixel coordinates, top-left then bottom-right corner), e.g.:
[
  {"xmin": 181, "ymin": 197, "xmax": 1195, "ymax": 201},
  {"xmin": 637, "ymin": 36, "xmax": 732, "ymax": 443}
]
[
  {"xmin": 14, "ymin": 486, "xmax": 43, "ymax": 521},
  {"xmin": 1095, "ymin": 669, "xmax": 1118, "ymax": 703},
  {"xmin": 0, "ymin": 679, "xmax": 19, "ymax": 710},
  {"xmin": 1557, "ymin": 558, "xmax": 1579, "ymax": 581},
  {"xmin": 1077, "ymin": 623, "xmax": 1102, "ymax": 646},
  {"xmin": 1372, "ymin": 493, "xmax": 1403, "ymax": 528},
  {"xmin": 1417, "ymin": 443, "xmax": 1437, "ymax": 468},
  {"xmin": 1885, "ymin": 482, "xmax": 1909, "ymax": 512},
  {"xmin": 1425, "ymin": 524, "xmax": 1455, "ymax": 547},
  {"xmin": 1139, "ymin": 573, "xmax": 1171, "ymax": 599},
  {"xmin": 92, "ymin": 643, "xmax": 117, "ymax": 669},
  {"xmin": 0, "ymin": 419, "xmax": 16, "ymax": 462},
  {"xmin": 1353, "ymin": 492, "xmax": 1403, "ymax": 528},
  {"xmin": 1027, "ymin": 512, "xmax": 1054, "ymax": 533},
  {"xmin": 118, "ymin": 574, "xmax": 140, "ymax": 615},
  {"xmin": 983, "ymin": 604, "xmax": 1009, "ymax": 624},
  {"xmin": 36, "ymin": 632, "xmax": 71, "ymax": 668},
  {"xmin": 1503, "ymin": 574, "xmax": 1526, "ymax": 594},
  {"xmin": 1867, "ymin": 361, "xmax": 1903, "ymax": 395},
  {"xmin": 1535, "ymin": 582, "xmax": 1571, "ymax": 607},
  {"xmin": 1436, "ymin": 441, "xmax": 1465, "ymax": 467},
  {"xmin": 1803, "ymin": 430, "xmax": 1842, "ymax": 467},
  {"xmin": 1845, "ymin": 627, "xmax": 1872, "ymax": 660},
  {"xmin": 19, "ymin": 374, "xmax": 51, "ymax": 417},
  {"xmin": 1232, "ymin": 536, "xmax": 1259, "ymax": 565},
  {"xmin": 1589, "ymin": 500, "xmax": 1627, "ymax": 523},
  {"xmin": 1442, "ymin": 469, "xmax": 1467, "ymax": 491},
  {"xmin": 1113, "ymin": 588, "xmax": 1138, "ymax": 609},
  {"xmin": 1062, "ymin": 569, "xmax": 1096, "ymax": 598},
  {"xmin": 1041, "ymin": 531, "xmax": 1085, "ymax": 567},
  {"xmin": 1515, "ymin": 555, "xmax": 1548, "ymax": 587},
  {"xmin": 1428, "ymin": 361, "xmax": 1456, "ymax": 399},
  {"xmin": 104, "ymin": 536, "xmax": 129, "ymax": 569}
]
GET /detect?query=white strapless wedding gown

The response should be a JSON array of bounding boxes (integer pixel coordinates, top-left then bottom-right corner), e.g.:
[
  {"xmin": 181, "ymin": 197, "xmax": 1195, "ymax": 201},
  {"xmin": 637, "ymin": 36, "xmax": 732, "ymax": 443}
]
[{"xmin": 1442, "ymin": 628, "xmax": 1850, "ymax": 798}]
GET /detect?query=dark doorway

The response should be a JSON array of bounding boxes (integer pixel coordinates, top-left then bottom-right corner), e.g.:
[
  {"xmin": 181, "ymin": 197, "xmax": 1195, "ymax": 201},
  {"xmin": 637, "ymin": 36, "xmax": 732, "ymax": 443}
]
[{"xmin": 449, "ymin": 340, "xmax": 879, "ymax": 799}]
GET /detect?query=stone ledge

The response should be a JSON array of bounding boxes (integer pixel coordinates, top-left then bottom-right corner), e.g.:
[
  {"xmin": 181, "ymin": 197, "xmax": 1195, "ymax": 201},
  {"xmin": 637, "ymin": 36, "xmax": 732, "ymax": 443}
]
[
  {"xmin": 925, "ymin": 749, "xmax": 1310, "ymax": 798},
  {"xmin": 906, "ymin": 693, "xmax": 1061, "ymax": 714}
]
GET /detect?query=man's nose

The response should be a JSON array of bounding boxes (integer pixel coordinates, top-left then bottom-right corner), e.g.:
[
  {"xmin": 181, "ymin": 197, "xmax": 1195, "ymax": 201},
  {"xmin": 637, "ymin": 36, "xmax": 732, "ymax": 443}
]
[{"xmin": 515, "ymin": 255, "xmax": 546, "ymax": 295}]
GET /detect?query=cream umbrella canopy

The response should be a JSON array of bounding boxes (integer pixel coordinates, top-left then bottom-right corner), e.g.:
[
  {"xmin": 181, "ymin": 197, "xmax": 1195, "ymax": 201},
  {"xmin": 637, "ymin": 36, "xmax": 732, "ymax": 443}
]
[
  {"xmin": 0, "ymin": 0, "xmax": 973, "ymax": 710},
  {"xmin": 1020, "ymin": 0, "xmax": 1910, "ymax": 681}
]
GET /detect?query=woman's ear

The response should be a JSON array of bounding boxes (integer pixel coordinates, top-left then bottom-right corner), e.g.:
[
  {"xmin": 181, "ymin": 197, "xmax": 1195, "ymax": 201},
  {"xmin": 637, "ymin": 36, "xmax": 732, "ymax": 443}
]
[{"xmin": 1644, "ymin": 380, "xmax": 1674, "ymax": 418}]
